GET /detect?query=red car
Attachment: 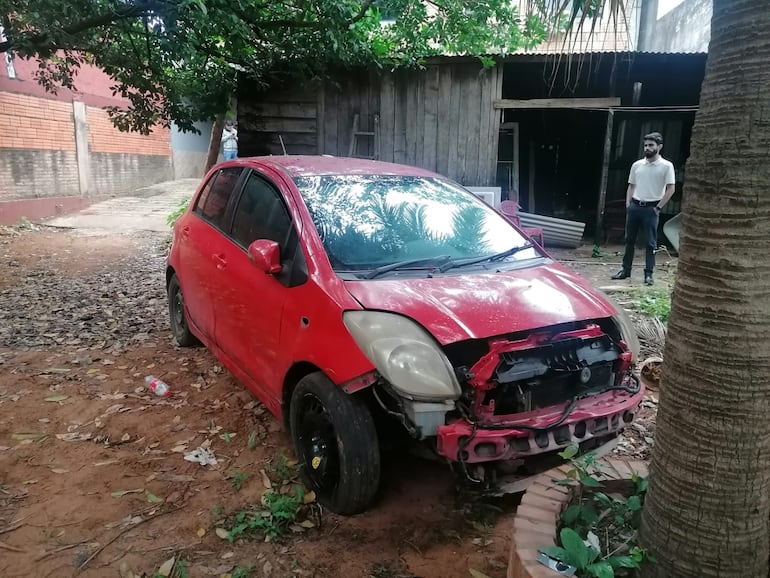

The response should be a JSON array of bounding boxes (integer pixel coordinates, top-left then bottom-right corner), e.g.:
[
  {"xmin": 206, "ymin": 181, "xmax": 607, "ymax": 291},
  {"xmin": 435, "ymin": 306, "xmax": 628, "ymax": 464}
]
[{"xmin": 166, "ymin": 156, "xmax": 643, "ymax": 514}]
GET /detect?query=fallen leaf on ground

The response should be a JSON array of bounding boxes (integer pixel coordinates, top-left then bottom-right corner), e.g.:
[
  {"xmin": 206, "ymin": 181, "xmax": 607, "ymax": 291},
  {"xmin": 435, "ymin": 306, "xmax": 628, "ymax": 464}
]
[
  {"xmin": 44, "ymin": 395, "xmax": 69, "ymax": 402},
  {"xmin": 56, "ymin": 432, "xmax": 92, "ymax": 442},
  {"xmin": 260, "ymin": 469, "xmax": 272, "ymax": 489},
  {"xmin": 468, "ymin": 570, "xmax": 492, "ymax": 578},
  {"xmin": 12, "ymin": 432, "xmax": 46, "ymax": 441},
  {"xmin": 50, "ymin": 468, "xmax": 69, "ymax": 474},
  {"xmin": 197, "ymin": 528, "xmax": 206, "ymax": 537},
  {"xmin": 215, "ymin": 528, "xmax": 229, "ymax": 540},
  {"xmin": 145, "ymin": 490, "xmax": 163, "ymax": 503},
  {"xmin": 303, "ymin": 491, "xmax": 316, "ymax": 504},
  {"xmin": 111, "ymin": 489, "xmax": 144, "ymax": 498},
  {"xmin": 158, "ymin": 473, "xmax": 195, "ymax": 482},
  {"xmin": 157, "ymin": 556, "xmax": 175, "ymax": 577}
]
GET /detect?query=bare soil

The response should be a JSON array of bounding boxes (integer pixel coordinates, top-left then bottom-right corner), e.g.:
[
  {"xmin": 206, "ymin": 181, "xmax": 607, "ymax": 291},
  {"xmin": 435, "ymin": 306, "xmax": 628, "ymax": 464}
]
[{"xmin": 0, "ymin": 227, "xmax": 513, "ymax": 578}]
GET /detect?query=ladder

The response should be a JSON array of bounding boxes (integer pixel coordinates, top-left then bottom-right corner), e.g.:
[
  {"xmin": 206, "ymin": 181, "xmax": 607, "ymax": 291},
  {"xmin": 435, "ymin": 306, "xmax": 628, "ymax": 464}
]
[{"xmin": 348, "ymin": 113, "xmax": 380, "ymax": 159}]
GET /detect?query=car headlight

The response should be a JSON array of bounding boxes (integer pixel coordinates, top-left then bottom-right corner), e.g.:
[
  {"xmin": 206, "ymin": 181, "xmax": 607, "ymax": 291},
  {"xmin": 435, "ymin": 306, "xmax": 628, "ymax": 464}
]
[{"xmin": 343, "ymin": 311, "xmax": 461, "ymax": 401}]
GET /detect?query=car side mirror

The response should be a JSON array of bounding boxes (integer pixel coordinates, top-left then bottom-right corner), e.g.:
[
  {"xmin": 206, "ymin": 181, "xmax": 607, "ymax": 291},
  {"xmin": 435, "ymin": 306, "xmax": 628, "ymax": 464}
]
[{"xmin": 247, "ymin": 240, "xmax": 282, "ymax": 274}]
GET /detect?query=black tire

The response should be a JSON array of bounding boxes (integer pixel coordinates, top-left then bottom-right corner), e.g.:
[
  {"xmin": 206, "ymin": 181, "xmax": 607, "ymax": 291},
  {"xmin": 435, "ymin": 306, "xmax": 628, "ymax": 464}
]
[
  {"xmin": 167, "ymin": 274, "xmax": 200, "ymax": 347},
  {"xmin": 290, "ymin": 372, "xmax": 380, "ymax": 515}
]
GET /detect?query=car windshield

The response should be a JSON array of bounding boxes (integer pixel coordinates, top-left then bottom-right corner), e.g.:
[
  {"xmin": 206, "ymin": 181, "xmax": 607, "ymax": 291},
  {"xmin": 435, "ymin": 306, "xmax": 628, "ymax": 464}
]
[{"xmin": 293, "ymin": 175, "xmax": 541, "ymax": 272}]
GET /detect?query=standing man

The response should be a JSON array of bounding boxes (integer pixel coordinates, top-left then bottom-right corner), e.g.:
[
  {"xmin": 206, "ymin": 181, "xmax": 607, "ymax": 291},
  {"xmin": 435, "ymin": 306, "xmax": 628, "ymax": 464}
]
[
  {"xmin": 611, "ymin": 132, "xmax": 675, "ymax": 285},
  {"xmin": 222, "ymin": 120, "xmax": 238, "ymax": 160}
]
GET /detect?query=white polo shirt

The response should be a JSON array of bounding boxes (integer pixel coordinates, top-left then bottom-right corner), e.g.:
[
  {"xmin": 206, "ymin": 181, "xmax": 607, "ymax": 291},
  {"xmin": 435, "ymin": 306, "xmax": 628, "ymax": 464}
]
[{"xmin": 629, "ymin": 157, "xmax": 675, "ymax": 202}]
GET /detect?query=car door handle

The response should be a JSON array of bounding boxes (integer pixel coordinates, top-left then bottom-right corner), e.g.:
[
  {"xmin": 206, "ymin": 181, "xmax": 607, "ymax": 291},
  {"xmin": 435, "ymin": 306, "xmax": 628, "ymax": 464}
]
[
  {"xmin": 181, "ymin": 225, "xmax": 190, "ymax": 237},
  {"xmin": 212, "ymin": 254, "xmax": 227, "ymax": 269}
]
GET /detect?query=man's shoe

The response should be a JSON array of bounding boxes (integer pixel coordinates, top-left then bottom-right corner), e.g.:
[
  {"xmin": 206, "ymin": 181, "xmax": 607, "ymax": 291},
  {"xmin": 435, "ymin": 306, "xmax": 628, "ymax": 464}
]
[
  {"xmin": 644, "ymin": 274, "xmax": 654, "ymax": 285},
  {"xmin": 611, "ymin": 269, "xmax": 631, "ymax": 280}
]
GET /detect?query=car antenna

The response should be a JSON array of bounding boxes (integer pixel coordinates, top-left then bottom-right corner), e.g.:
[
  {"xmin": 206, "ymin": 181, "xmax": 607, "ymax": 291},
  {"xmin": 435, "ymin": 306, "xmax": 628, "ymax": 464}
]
[{"xmin": 278, "ymin": 134, "xmax": 287, "ymax": 155}]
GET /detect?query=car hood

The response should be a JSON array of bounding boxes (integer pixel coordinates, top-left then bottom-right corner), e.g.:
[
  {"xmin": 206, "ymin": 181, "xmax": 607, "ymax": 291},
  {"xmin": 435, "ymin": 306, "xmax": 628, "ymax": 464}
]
[{"xmin": 343, "ymin": 262, "xmax": 618, "ymax": 345}]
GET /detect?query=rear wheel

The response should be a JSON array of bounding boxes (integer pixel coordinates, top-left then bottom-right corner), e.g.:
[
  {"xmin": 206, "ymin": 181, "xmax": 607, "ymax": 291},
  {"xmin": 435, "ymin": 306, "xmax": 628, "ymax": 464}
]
[
  {"xmin": 290, "ymin": 372, "xmax": 380, "ymax": 514},
  {"xmin": 167, "ymin": 274, "xmax": 199, "ymax": 347}
]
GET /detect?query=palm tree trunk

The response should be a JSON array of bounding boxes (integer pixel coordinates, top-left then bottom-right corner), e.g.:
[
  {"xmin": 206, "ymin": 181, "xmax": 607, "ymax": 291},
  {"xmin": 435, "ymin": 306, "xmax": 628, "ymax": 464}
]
[{"xmin": 640, "ymin": 1, "xmax": 770, "ymax": 576}]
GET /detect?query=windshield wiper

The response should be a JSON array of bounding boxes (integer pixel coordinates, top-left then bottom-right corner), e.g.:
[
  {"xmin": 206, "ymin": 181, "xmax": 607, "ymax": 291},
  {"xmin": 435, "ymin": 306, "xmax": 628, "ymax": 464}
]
[
  {"xmin": 363, "ymin": 255, "xmax": 452, "ymax": 280},
  {"xmin": 437, "ymin": 244, "xmax": 535, "ymax": 273}
]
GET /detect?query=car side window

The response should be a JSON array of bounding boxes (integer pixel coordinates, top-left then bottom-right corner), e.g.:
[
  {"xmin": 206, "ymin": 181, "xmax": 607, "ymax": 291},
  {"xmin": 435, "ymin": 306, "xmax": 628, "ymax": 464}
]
[
  {"xmin": 195, "ymin": 168, "xmax": 242, "ymax": 230},
  {"xmin": 231, "ymin": 173, "xmax": 292, "ymax": 249}
]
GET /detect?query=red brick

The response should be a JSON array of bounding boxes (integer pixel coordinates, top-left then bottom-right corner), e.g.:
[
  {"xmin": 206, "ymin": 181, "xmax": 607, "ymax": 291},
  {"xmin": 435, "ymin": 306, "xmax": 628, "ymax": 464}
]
[
  {"xmin": 514, "ymin": 514, "xmax": 554, "ymax": 536},
  {"xmin": 513, "ymin": 528, "xmax": 556, "ymax": 549},
  {"xmin": 521, "ymin": 491, "xmax": 566, "ymax": 514}
]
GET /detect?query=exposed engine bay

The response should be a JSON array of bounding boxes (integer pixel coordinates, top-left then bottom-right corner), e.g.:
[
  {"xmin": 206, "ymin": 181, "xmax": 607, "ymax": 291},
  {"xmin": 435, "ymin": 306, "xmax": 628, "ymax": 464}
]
[{"xmin": 372, "ymin": 319, "xmax": 643, "ymax": 491}]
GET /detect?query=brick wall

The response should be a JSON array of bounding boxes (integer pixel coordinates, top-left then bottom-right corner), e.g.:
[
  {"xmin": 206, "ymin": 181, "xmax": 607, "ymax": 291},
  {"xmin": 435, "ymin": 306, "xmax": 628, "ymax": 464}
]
[
  {"xmin": 0, "ymin": 92, "xmax": 173, "ymax": 204},
  {"xmin": 0, "ymin": 93, "xmax": 76, "ymax": 152},
  {"xmin": 87, "ymin": 107, "xmax": 171, "ymax": 156}
]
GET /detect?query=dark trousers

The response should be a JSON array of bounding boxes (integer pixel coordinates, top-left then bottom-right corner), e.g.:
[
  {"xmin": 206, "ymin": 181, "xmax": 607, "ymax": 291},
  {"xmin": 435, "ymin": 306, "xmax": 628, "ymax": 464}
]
[{"xmin": 622, "ymin": 202, "xmax": 659, "ymax": 275}]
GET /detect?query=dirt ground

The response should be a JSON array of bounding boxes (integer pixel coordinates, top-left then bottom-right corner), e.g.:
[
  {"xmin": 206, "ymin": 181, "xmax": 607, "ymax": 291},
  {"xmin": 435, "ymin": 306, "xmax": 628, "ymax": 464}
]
[{"xmin": 0, "ymin": 224, "xmax": 668, "ymax": 578}]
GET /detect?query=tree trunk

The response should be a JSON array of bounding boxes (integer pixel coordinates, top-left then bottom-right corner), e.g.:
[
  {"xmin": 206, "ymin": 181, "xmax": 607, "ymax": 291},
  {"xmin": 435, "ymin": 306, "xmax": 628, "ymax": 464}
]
[
  {"xmin": 640, "ymin": 2, "xmax": 770, "ymax": 576},
  {"xmin": 205, "ymin": 115, "xmax": 225, "ymax": 174}
]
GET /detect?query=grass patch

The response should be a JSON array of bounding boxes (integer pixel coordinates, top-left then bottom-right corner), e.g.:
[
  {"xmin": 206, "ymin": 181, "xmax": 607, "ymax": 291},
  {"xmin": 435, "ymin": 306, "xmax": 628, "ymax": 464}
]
[{"xmin": 633, "ymin": 288, "xmax": 671, "ymax": 322}]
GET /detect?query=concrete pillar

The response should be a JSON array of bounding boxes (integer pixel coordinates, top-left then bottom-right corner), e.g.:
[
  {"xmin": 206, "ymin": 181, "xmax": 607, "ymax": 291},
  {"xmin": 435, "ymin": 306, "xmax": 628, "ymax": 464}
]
[
  {"xmin": 637, "ymin": 0, "xmax": 659, "ymax": 52},
  {"xmin": 72, "ymin": 101, "xmax": 92, "ymax": 196}
]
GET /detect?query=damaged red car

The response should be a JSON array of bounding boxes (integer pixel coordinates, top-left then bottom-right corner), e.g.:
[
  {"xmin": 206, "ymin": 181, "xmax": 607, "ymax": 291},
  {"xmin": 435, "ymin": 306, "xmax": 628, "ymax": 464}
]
[{"xmin": 166, "ymin": 156, "xmax": 643, "ymax": 514}]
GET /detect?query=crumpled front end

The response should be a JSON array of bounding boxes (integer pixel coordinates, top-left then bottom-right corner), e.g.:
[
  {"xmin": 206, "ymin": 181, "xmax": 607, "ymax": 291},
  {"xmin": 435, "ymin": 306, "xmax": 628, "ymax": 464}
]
[{"xmin": 435, "ymin": 320, "xmax": 644, "ymax": 465}]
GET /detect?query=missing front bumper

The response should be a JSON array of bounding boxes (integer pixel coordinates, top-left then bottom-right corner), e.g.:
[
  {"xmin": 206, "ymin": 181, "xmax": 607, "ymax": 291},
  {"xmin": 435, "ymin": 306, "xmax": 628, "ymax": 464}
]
[{"xmin": 436, "ymin": 385, "xmax": 644, "ymax": 464}]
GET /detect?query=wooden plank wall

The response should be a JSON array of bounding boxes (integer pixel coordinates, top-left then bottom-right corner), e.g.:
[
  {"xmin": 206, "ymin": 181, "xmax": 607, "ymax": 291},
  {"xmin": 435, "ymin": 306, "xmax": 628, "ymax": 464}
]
[
  {"xmin": 237, "ymin": 61, "xmax": 503, "ymax": 187},
  {"xmin": 379, "ymin": 62, "xmax": 503, "ymax": 186},
  {"xmin": 318, "ymin": 69, "xmax": 381, "ymax": 158},
  {"xmin": 238, "ymin": 87, "xmax": 318, "ymax": 156}
]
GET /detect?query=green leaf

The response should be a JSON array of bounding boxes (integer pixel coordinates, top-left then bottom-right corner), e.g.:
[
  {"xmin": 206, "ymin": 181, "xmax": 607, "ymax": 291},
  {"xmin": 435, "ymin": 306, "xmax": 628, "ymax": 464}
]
[
  {"xmin": 607, "ymin": 556, "xmax": 640, "ymax": 569},
  {"xmin": 627, "ymin": 495, "xmax": 642, "ymax": 511},
  {"xmin": 579, "ymin": 473, "xmax": 603, "ymax": 488},
  {"xmin": 248, "ymin": 431, "xmax": 257, "ymax": 450},
  {"xmin": 587, "ymin": 561, "xmax": 614, "ymax": 578},
  {"xmin": 593, "ymin": 492, "xmax": 612, "ymax": 507},
  {"xmin": 561, "ymin": 504, "xmax": 582, "ymax": 524},
  {"xmin": 560, "ymin": 527, "xmax": 593, "ymax": 568},
  {"xmin": 538, "ymin": 546, "xmax": 573, "ymax": 565},
  {"xmin": 558, "ymin": 443, "xmax": 580, "ymax": 460}
]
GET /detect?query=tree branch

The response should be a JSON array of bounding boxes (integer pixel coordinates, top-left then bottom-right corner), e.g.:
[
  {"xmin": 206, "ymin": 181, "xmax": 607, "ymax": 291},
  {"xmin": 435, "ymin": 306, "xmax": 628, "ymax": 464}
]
[{"xmin": 0, "ymin": 0, "xmax": 165, "ymax": 53}]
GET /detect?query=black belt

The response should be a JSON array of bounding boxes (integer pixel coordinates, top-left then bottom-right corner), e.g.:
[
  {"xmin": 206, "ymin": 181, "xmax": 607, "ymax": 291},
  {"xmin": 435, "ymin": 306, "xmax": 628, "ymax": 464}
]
[{"xmin": 631, "ymin": 198, "xmax": 659, "ymax": 207}]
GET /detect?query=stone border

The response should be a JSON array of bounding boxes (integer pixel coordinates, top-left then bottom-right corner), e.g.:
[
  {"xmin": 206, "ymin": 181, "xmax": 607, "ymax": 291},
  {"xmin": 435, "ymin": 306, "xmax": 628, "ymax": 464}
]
[{"xmin": 507, "ymin": 458, "xmax": 649, "ymax": 578}]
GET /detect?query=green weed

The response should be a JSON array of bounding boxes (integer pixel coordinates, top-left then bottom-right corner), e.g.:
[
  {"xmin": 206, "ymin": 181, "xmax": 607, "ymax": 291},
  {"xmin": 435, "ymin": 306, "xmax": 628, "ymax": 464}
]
[
  {"xmin": 269, "ymin": 453, "xmax": 298, "ymax": 482},
  {"xmin": 231, "ymin": 564, "xmax": 255, "ymax": 578},
  {"xmin": 538, "ymin": 443, "xmax": 654, "ymax": 577},
  {"xmin": 167, "ymin": 196, "xmax": 191, "ymax": 228},
  {"xmin": 229, "ymin": 469, "xmax": 248, "ymax": 492},
  {"xmin": 633, "ymin": 288, "xmax": 671, "ymax": 322},
  {"xmin": 226, "ymin": 487, "xmax": 305, "ymax": 542}
]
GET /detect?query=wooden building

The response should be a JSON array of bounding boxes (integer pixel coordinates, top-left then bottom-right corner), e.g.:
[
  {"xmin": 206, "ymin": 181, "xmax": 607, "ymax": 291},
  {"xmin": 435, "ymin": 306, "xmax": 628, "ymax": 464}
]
[{"xmin": 237, "ymin": 51, "xmax": 706, "ymax": 243}]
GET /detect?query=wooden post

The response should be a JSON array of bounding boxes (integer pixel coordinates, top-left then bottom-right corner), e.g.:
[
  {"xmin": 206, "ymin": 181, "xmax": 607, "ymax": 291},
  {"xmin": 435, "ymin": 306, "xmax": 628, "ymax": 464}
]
[{"xmin": 595, "ymin": 108, "xmax": 615, "ymax": 246}]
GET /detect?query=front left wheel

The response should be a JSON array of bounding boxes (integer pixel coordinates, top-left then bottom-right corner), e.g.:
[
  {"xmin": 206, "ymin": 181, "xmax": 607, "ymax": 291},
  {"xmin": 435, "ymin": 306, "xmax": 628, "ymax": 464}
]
[
  {"xmin": 290, "ymin": 372, "xmax": 381, "ymax": 515},
  {"xmin": 167, "ymin": 273, "xmax": 200, "ymax": 347}
]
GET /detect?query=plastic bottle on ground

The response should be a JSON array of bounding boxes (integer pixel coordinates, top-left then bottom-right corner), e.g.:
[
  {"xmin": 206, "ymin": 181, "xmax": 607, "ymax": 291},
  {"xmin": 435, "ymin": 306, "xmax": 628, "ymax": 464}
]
[{"xmin": 145, "ymin": 375, "xmax": 171, "ymax": 397}]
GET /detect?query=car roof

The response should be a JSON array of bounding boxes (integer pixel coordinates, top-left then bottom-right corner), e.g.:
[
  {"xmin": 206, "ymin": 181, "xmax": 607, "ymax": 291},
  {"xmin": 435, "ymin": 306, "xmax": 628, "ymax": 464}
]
[{"xmin": 241, "ymin": 155, "xmax": 441, "ymax": 178}]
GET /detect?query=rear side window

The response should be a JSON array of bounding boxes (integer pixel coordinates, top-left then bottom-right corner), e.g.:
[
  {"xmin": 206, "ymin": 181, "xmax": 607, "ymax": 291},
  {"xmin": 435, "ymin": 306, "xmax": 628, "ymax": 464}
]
[
  {"xmin": 231, "ymin": 173, "xmax": 292, "ymax": 249},
  {"xmin": 195, "ymin": 168, "xmax": 242, "ymax": 229}
]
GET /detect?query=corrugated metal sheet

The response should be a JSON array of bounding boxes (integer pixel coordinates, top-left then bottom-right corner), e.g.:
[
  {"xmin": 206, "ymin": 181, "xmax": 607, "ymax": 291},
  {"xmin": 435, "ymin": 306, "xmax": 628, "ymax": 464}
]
[{"xmin": 518, "ymin": 212, "xmax": 586, "ymax": 248}]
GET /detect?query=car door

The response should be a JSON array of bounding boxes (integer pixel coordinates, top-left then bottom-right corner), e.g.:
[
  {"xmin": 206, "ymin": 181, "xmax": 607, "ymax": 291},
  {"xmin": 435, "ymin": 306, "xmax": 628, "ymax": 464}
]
[
  {"xmin": 213, "ymin": 169, "xmax": 305, "ymax": 402},
  {"xmin": 175, "ymin": 167, "xmax": 244, "ymax": 340}
]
